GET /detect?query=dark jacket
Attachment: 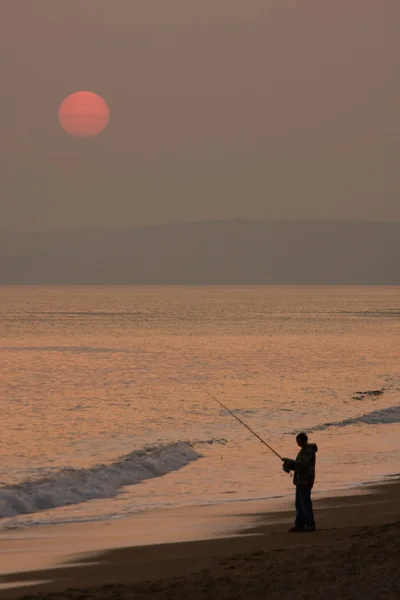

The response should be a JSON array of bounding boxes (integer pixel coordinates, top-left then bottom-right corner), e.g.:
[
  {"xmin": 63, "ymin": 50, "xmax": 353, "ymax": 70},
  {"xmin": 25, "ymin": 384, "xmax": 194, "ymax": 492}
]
[{"xmin": 284, "ymin": 443, "xmax": 318, "ymax": 487}]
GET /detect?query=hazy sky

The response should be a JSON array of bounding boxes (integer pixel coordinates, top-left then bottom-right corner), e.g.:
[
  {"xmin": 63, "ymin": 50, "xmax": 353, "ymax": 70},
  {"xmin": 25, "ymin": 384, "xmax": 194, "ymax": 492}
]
[{"xmin": 2, "ymin": 1, "xmax": 399, "ymax": 231}]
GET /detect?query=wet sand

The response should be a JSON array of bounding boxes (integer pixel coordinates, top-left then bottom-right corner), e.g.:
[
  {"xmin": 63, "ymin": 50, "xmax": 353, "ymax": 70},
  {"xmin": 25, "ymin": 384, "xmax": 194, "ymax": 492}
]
[{"xmin": 1, "ymin": 480, "xmax": 399, "ymax": 600}]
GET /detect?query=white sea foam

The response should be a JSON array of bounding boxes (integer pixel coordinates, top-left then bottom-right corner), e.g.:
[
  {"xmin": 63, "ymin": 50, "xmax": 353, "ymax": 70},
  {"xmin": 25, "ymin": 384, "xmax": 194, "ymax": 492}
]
[
  {"xmin": 0, "ymin": 442, "xmax": 201, "ymax": 519},
  {"xmin": 307, "ymin": 405, "xmax": 400, "ymax": 432}
]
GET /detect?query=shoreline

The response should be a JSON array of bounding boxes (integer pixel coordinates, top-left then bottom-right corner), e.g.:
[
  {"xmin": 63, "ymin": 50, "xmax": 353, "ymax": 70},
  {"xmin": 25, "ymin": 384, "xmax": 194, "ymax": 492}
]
[{"xmin": 1, "ymin": 478, "xmax": 399, "ymax": 599}]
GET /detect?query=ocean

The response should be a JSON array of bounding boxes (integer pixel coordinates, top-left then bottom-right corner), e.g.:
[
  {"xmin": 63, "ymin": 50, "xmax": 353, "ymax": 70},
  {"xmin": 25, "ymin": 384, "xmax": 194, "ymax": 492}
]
[{"xmin": 0, "ymin": 286, "xmax": 399, "ymax": 531}]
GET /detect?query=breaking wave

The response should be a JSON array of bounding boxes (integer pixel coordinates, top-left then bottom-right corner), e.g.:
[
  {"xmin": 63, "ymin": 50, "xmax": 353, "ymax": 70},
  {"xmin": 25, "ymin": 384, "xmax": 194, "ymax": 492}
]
[
  {"xmin": 307, "ymin": 405, "xmax": 400, "ymax": 432},
  {"xmin": 0, "ymin": 442, "xmax": 201, "ymax": 519}
]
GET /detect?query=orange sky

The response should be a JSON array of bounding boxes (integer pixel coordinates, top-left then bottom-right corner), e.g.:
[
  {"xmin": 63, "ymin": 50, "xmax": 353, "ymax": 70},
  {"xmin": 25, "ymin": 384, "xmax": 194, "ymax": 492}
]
[{"xmin": 1, "ymin": 1, "xmax": 399, "ymax": 230}]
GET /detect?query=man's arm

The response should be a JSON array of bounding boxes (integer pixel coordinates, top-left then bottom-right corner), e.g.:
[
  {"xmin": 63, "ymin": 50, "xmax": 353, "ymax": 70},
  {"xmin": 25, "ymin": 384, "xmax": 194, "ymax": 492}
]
[{"xmin": 294, "ymin": 453, "xmax": 309, "ymax": 468}]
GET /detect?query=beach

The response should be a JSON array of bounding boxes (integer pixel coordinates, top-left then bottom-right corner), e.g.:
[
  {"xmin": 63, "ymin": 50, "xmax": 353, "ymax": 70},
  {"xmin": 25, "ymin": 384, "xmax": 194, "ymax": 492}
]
[{"xmin": 1, "ymin": 479, "xmax": 399, "ymax": 599}]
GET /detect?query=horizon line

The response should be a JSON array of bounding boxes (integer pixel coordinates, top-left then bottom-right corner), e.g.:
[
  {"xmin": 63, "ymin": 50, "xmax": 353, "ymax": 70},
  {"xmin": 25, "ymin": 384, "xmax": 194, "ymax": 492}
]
[{"xmin": 2, "ymin": 216, "xmax": 399, "ymax": 235}]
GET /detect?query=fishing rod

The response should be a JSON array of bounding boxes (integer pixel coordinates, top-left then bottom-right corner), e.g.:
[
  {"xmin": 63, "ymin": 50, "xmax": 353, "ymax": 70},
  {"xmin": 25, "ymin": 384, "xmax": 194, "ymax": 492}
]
[
  {"xmin": 195, "ymin": 382, "xmax": 284, "ymax": 461},
  {"xmin": 168, "ymin": 346, "xmax": 283, "ymax": 462}
]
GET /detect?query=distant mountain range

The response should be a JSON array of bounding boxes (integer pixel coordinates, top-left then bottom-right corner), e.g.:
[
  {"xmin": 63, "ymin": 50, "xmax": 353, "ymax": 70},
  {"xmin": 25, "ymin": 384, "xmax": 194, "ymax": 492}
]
[{"xmin": 0, "ymin": 220, "xmax": 399, "ymax": 285}]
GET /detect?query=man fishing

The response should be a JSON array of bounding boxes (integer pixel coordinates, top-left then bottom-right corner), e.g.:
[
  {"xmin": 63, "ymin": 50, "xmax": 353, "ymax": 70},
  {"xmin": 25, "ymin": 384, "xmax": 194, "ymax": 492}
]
[
  {"xmin": 175, "ymin": 372, "xmax": 318, "ymax": 533},
  {"xmin": 282, "ymin": 432, "xmax": 318, "ymax": 532}
]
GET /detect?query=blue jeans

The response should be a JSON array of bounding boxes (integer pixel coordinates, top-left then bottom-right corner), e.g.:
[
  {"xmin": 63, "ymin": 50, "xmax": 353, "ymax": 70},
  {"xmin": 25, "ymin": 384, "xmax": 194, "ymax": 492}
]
[{"xmin": 295, "ymin": 485, "xmax": 315, "ymax": 529}]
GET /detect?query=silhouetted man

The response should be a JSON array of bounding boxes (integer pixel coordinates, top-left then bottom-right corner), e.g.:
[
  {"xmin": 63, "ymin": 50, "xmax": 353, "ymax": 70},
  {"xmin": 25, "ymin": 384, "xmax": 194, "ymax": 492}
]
[{"xmin": 283, "ymin": 432, "xmax": 318, "ymax": 532}]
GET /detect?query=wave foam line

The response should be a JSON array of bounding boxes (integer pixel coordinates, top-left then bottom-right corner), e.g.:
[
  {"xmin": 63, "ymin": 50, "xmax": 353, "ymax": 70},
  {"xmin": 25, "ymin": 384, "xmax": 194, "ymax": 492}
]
[
  {"xmin": 0, "ymin": 442, "xmax": 201, "ymax": 519},
  {"xmin": 307, "ymin": 405, "xmax": 400, "ymax": 432}
]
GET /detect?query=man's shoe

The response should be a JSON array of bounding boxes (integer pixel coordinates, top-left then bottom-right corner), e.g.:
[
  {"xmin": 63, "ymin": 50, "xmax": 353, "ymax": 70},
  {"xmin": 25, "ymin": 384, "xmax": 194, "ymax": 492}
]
[
  {"xmin": 304, "ymin": 525, "xmax": 316, "ymax": 532},
  {"xmin": 288, "ymin": 527, "xmax": 304, "ymax": 532}
]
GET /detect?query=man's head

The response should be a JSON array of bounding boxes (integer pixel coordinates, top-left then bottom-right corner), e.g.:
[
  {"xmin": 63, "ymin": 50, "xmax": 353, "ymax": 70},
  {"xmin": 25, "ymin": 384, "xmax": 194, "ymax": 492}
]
[{"xmin": 296, "ymin": 432, "xmax": 308, "ymax": 448}]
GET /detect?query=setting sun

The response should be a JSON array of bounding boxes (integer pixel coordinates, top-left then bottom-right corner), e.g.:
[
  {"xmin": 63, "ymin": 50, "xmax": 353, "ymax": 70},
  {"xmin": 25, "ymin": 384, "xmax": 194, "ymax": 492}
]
[{"xmin": 58, "ymin": 91, "xmax": 110, "ymax": 138}]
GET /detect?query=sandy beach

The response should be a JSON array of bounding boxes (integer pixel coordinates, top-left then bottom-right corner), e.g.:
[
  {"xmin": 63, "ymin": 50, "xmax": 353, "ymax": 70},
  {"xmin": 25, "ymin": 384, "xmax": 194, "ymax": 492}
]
[{"xmin": 1, "ymin": 479, "xmax": 399, "ymax": 600}]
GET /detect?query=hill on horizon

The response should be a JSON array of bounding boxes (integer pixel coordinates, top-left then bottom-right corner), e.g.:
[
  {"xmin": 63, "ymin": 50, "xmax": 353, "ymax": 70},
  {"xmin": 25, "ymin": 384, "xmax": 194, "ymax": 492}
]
[{"xmin": 0, "ymin": 219, "xmax": 399, "ymax": 285}]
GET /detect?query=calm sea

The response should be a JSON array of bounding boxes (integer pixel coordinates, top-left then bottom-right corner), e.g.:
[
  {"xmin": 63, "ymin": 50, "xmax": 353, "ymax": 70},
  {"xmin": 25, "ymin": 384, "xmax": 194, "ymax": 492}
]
[{"xmin": 0, "ymin": 286, "xmax": 399, "ymax": 530}]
